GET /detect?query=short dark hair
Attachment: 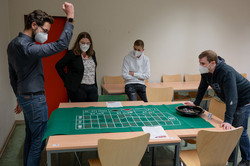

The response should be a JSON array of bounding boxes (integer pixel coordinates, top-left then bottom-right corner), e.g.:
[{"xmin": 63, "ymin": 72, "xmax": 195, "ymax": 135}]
[
  {"xmin": 25, "ymin": 10, "xmax": 54, "ymax": 29},
  {"xmin": 72, "ymin": 32, "xmax": 94, "ymax": 56},
  {"xmin": 199, "ymin": 50, "xmax": 218, "ymax": 63},
  {"xmin": 134, "ymin": 39, "xmax": 144, "ymax": 49}
]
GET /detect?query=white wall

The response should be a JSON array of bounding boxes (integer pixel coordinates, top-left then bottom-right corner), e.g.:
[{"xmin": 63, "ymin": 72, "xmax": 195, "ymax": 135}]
[
  {"xmin": 5, "ymin": 0, "xmax": 250, "ymax": 121},
  {"xmin": 0, "ymin": 0, "xmax": 16, "ymax": 152}
]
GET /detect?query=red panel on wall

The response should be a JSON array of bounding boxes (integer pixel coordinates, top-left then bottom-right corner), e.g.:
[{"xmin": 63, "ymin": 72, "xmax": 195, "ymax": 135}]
[{"xmin": 42, "ymin": 17, "xmax": 68, "ymax": 117}]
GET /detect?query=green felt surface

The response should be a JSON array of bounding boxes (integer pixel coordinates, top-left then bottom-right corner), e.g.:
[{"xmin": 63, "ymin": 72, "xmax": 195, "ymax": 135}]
[
  {"xmin": 98, "ymin": 95, "xmax": 127, "ymax": 101},
  {"xmin": 43, "ymin": 104, "xmax": 214, "ymax": 140}
]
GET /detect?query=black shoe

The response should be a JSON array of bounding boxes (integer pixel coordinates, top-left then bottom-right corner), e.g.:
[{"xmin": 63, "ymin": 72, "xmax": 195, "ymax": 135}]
[{"xmin": 238, "ymin": 160, "xmax": 250, "ymax": 166}]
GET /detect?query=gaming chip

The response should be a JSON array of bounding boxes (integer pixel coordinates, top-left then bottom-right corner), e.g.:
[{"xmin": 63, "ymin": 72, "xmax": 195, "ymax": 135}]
[{"xmin": 123, "ymin": 109, "xmax": 132, "ymax": 111}]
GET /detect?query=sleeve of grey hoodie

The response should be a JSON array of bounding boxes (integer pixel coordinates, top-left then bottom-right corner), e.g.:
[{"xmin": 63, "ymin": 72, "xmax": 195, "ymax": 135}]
[
  {"xmin": 24, "ymin": 22, "xmax": 74, "ymax": 58},
  {"xmin": 122, "ymin": 56, "xmax": 134, "ymax": 81},
  {"xmin": 134, "ymin": 56, "xmax": 150, "ymax": 80}
]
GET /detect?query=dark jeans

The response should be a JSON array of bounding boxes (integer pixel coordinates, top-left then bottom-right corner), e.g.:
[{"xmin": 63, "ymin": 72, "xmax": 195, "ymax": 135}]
[
  {"xmin": 17, "ymin": 94, "xmax": 48, "ymax": 166},
  {"xmin": 125, "ymin": 83, "xmax": 148, "ymax": 102},
  {"xmin": 230, "ymin": 104, "xmax": 250, "ymax": 162},
  {"xmin": 67, "ymin": 84, "xmax": 98, "ymax": 102}
]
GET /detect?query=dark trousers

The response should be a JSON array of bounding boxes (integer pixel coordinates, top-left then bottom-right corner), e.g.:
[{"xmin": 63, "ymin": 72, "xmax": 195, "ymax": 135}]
[
  {"xmin": 229, "ymin": 104, "xmax": 250, "ymax": 162},
  {"xmin": 67, "ymin": 84, "xmax": 98, "ymax": 102},
  {"xmin": 125, "ymin": 83, "xmax": 148, "ymax": 102}
]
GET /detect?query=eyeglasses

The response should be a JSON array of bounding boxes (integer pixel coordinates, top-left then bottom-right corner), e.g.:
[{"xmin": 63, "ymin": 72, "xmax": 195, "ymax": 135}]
[{"xmin": 39, "ymin": 26, "xmax": 49, "ymax": 34}]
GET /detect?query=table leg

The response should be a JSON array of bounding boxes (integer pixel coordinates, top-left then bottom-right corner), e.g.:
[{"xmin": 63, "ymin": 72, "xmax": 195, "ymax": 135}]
[
  {"xmin": 47, "ymin": 151, "xmax": 52, "ymax": 166},
  {"xmin": 56, "ymin": 153, "xmax": 59, "ymax": 166},
  {"xmin": 174, "ymin": 144, "xmax": 180, "ymax": 166}
]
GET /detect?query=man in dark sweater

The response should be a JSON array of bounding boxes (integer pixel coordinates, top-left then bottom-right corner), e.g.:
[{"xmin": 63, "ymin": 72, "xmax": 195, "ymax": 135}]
[
  {"xmin": 185, "ymin": 50, "xmax": 250, "ymax": 166},
  {"xmin": 7, "ymin": 2, "xmax": 74, "ymax": 166}
]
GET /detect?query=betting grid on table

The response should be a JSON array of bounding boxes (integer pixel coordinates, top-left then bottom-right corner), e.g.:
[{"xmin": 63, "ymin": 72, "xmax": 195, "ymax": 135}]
[
  {"xmin": 43, "ymin": 104, "xmax": 215, "ymax": 140},
  {"xmin": 75, "ymin": 107, "xmax": 181, "ymax": 130}
]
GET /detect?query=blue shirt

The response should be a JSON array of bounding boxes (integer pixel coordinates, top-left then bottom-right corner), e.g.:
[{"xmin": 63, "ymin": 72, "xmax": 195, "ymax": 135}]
[{"xmin": 7, "ymin": 22, "xmax": 73, "ymax": 96}]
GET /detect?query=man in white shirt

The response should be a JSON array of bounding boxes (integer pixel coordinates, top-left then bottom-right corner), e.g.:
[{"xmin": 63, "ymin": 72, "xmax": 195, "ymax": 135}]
[{"xmin": 122, "ymin": 40, "xmax": 150, "ymax": 102}]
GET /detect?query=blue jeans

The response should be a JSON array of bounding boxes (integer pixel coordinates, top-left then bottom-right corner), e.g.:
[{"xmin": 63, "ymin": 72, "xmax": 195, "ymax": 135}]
[
  {"xmin": 125, "ymin": 84, "xmax": 148, "ymax": 102},
  {"xmin": 230, "ymin": 104, "xmax": 250, "ymax": 161},
  {"xmin": 17, "ymin": 94, "xmax": 48, "ymax": 166}
]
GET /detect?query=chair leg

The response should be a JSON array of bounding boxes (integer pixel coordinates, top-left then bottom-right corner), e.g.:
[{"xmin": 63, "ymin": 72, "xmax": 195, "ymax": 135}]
[
  {"xmin": 74, "ymin": 152, "xmax": 82, "ymax": 166},
  {"xmin": 184, "ymin": 141, "xmax": 188, "ymax": 147},
  {"xmin": 152, "ymin": 147, "xmax": 156, "ymax": 166}
]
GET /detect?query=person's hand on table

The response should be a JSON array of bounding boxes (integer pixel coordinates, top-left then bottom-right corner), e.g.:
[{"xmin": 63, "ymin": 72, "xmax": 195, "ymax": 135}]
[
  {"xmin": 14, "ymin": 103, "xmax": 22, "ymax": 114},
  {"xmin": 220, "ymin": 122, "xmax": 233, "ymax": 130},
  {"xmin": 184, "ymin": 101, "xmax": 195, "ymax": 106}
]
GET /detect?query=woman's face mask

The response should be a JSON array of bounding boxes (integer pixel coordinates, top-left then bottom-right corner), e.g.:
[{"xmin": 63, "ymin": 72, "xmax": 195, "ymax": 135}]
[{"xmin": 80, "ymin": 44, "xmax": 90, "ymax": 52}]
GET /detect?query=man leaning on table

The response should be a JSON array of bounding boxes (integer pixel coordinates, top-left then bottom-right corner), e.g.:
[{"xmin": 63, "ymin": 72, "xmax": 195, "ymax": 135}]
[
  {"xmin": 185, "ymin": 50, "xmax": 250, "ymax": 166},
  {"xmin": 7, "ymin": 2, "xmax": 74, "ymax": 166}
]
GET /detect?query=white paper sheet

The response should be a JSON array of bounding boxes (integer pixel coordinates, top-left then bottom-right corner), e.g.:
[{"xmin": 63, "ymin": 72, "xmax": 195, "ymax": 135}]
[
  {"xmin": 106, "ymin": 102, "xmax": 123, "ymax": 108},
  {"xmin": 142, "ymin": 126, "xmax": 169, "ymax": 139}
]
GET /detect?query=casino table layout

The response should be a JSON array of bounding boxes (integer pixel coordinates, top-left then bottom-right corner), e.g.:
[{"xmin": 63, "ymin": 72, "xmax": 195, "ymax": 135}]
[{"xmin": 43, "ymin": 103, "xmax": 214, "ymax": 140}]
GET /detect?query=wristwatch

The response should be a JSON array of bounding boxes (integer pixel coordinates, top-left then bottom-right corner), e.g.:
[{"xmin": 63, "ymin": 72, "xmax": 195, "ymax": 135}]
[{"xmin": 67, "ymin": 18, "xmax": 74, "ymax": 23}]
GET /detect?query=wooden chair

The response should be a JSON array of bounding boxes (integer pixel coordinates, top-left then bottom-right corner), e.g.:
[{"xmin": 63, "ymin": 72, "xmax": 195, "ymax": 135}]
[
  {"xmin": 184, "ymin": 74, "xmax": 201, "ymax": 82},
  {"xmin": 184, "ymin": 97, "xmax": 226, "ymax": 145},
  {"xmin": 98, "ymin": 95, "xmax": 127, "ymax": 102},
  {"xmin": 162, "ymin": 74, "xmax": 190, "ymax": 101},
  {"xmin": 146, "ymin": 87, "xmax": 174, "ymax": 102},
  {"xmin": 103, "ymin": 76, "xmax": 125, "ymax": 84},
  {"xmin": 208, "ymin": 97, "xmax": 226, "ymax": 121},
  {"xmin": 162, "ymin": 74, "xmax": 182, "ymax": 82},
  {"xmin": 88, "ymin": 133, "xmax": 150, "ymax": 166},
  {"xmin": 184, "ymin": 74, "xmax": 201, "ymax": 100},
  {"xmin": 184, "ymin": 74, "xmax": 213, "ymax": 105},
  {"xmin": 180, "ymin": 127, "xmax": 243, "ymax": 166},
  {"xmin": 241, "ymin": 73, "xmax": 247, "ymax": 79}
]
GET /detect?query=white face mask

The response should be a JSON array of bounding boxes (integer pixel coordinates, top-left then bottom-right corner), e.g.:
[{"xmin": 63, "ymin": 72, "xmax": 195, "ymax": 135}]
[
  {"xmin": 199, "ymin": 63, "xmax": 211, "ymax": 74},
  {"xmin": 80, "ymin": 44, "xmax": 90, "ymax": 52},
  {"xmin": 134, "ymin": 50, "xmax": 142, "ymax": 58},
  {"xmin": 34, "ymin": 29, "xmax": 48, "ymax": 43}
]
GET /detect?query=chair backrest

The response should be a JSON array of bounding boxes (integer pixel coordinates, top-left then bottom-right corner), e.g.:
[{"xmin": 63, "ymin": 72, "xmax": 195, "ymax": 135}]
[
  {"xmin": 98, "ymin": 95, "xmax": 127, "ymax": 102},
  {"xmin": 208, "ymin": 98, "xmax": 226, "ymax": 121},
  {"xmin": 162, "ymin": 74, "xmax": 182, "ymax": 82},
  {"xmin": 184, "ymin": 74, "xmax": 201, "ymax": 82},
  {"xmin": 197, "ymin": 127, "xmax": 243, "ymax": 166},
  {"xmin": 103, "ymin": 76, "xmax": 125, "ymax": 84},
  {"xmin": 146, "ymin": 87, "xmax": 174, "ymax": 102},
  {"xmin": 98, "ymin": 133, "xmax": 150, "ymax": 166},
  {"xmin": 241, "ymin": 73, "xmax": 247, "ymax": 78}
]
